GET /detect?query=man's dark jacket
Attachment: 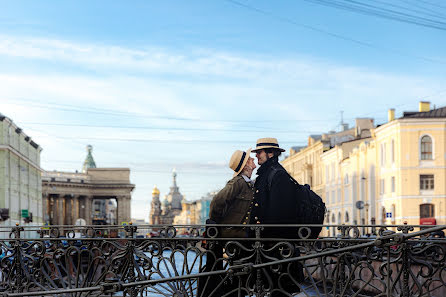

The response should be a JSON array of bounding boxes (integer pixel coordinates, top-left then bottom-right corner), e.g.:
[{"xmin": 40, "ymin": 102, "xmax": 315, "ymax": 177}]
[
  {"xmin": 250, "ymin": 157, "xmax": 305, "ymax": 294},
  {"xmin": 250, "ymin": 157, "xmax": 299, "ymax": 239}
]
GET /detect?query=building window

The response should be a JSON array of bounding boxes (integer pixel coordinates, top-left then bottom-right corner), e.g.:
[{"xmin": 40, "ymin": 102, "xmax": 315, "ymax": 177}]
[
  {"xmin": 331, "ymin": 190, "xmax": 335, "ymax": 204},
  {"xmin": 344, "ymin": 174, "xmax": 349, "ymax": 184},
  {"xmin": 337, "ymin": 189, "xmax": 341, "ymax": 202},
  {"xmin": 420, "ymin": 203, "xmax": 434, "ymax": 218},
  {"xmin": 380, "ymin": 179, "xmax": 385, "ymax": 194},
  {"xmin": 325, "ymin": 165, "xmax": 329, "ymax": 183},
  {"xmin": 345, "ymin": 211, "xmax": 349, "ymax": 222},
  {"xmin": 391, "ymin": 176, "xmax": 395, "ymax": 192},
  {"xmin": 326, "ymin": 191, "xmax": 329, "ymax": 204},
  {"xmin": 344, "ymin": 187, "xmax": 349, "ymax": 202},
  {"xmin": 420, "ymin": 175, "xmax": 434, "ymax": 190},
  {"xmin": 331, "ymin": 213, "xmax": 336, "ymax": 223},
  {"xmin": 420, "ymin": 135, "xmax": 433, "ymax": 160},
  {"xmin": 391, "ymin": 139, "xmax": 395, "ymax": 164},
  {"xmin": 380, "ymin": 143, "xmax": 386, "ymax": 166},
  {"xmin": 338, "ymin": 212, "xmax": 341, "ymax": 224}
]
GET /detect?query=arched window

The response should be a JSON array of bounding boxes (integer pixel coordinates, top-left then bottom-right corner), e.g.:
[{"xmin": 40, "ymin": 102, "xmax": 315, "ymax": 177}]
[
  {"xmin": 338, "ymin": 212, "xmax": 341, "ymax": 224},
  {"xmin": 345, "ymin": 211, "xmax": 349, "ymax": 222},
  {"xmin": 421, "ymin": 135, "xmax": 433, "ymax": 160},
  {"xmin": 331, "ymin": 213, "xmax": 336, "ymax": 223}
]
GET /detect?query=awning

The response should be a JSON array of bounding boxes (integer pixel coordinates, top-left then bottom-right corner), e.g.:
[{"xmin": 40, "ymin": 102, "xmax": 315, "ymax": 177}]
[{"xmin": 420, "ymin": 217, "xmax": 436, "ymax": 225}]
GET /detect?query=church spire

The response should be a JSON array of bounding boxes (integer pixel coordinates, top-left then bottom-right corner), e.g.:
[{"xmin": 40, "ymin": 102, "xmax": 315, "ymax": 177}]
[
  {"xmin": 82, "ymin": 145, "xmax": 97, "ymax": 173},
  {"xmin": 172, "ymin": 168, "xmax": 177, "ymax": 188}
]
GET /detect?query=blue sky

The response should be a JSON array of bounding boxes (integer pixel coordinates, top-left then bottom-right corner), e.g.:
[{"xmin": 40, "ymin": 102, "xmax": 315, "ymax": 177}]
[{"xmin": 1, "ymin": 0, "xmax": 445, "ymax": 220}]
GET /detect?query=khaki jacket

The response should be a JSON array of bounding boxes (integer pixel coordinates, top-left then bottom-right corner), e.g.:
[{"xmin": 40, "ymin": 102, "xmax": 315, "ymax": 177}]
[{"xmin": 209, "ymin": 175, "xmax": 254, "ymax": 238}]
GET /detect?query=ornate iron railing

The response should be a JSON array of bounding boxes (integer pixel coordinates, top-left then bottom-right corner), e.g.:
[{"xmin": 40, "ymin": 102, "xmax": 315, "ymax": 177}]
[{"xmin": 0, "ymin": 223, "xmax": 444, "ymax": 296}]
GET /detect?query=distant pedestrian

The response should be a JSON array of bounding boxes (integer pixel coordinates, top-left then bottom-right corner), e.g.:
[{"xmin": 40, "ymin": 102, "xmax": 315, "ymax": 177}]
[
  {"xmin": 251, "ymin": 137, "xmax": 304, "ymax": 296},
  {"xmin": 198, "ymin": 148, "xmax": 256, "ymax": 297}
]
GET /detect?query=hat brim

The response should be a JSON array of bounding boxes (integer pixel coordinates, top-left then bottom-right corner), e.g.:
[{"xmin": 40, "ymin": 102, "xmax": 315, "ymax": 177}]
[
  {"xmin": 233, "ymin": 148, "xmax": 252, "ymax": 177},
  {"xmin": 252, "ymin": 146, "xmax": 285, "ymax": 152}
]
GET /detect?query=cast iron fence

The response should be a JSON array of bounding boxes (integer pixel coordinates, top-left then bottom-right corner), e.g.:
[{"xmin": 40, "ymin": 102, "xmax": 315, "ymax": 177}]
[{"xmin": 0, "ymin": 223, "xmax": 444, "ymax": 296}]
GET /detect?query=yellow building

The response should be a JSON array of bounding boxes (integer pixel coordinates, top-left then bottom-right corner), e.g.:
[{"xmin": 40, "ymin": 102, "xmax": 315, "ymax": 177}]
[
  {"xmin": 173, "ymin": 198, "xmax": 199, "ymax": 226},
  {"xmin": 373, "ymin": 102, "xmax": 446, "ymax": 226},
  {"xmin": 282, "ymin": 102, "xmax": 446, "ymax": 233}
]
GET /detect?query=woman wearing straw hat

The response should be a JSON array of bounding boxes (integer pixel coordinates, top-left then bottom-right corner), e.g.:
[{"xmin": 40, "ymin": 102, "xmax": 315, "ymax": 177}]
[
  {"xmin": 198, "ymin": 149, "xmax": 256, "ymax": 296},
  {"xmin": 209, "ymin": 148, "xmax": 256, "ymax": 238}
]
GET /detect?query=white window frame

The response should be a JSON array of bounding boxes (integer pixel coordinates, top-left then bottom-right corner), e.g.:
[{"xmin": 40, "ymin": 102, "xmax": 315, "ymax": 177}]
[
  {"xmin": 419, "ymin": 134, "xmax": 434, "ymax": 161},
  {"xmin": 380, "ymin": 179, "xmax": 385, "ymax": 195},
  {"xmin": 391, "ymin": 139, "xmax": 395, "ymax": 164},
  {"xmin": 420, "ymin": 174, "xmax": 434, "ymax": 191}
]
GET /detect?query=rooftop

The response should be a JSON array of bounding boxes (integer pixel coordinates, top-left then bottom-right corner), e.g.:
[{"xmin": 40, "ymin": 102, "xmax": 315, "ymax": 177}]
[{"xmin": 401, "ymin": 106, "xmax": 446, "ymax": 119}]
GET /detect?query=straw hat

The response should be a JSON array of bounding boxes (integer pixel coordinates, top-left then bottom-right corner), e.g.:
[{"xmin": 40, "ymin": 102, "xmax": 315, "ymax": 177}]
[
  {"xmin": 229, "ymin": 148, "xmax": 252, "ymax": 177},
  {"xmin": 252, "ymin": 137, "xmax": 285, "ymax": 152}
]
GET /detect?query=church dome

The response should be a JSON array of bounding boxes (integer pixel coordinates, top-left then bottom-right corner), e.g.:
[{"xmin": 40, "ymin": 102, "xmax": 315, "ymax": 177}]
[
  {"xmin": 152, "ymin": 185, "xmax": 160, "ymax": 196},
  {"xmin": 82, "ymin": 144, "xmax": 97, "ymax": 173}
]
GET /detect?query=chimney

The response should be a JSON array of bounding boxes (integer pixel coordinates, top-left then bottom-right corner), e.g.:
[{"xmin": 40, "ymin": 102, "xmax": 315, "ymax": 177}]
[
  {"xmin": 419, "ymin": 101, "xmax": 430, "ymax": 112},
  {"xmin": 388, "ymin": 108, "xmax": 395, "ymax": 122}
]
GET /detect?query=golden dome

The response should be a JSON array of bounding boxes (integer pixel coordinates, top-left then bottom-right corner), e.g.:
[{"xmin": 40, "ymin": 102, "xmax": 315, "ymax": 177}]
[{"xmin": 152, "ymin": 185, "xmax": 160, "ymax": 196}]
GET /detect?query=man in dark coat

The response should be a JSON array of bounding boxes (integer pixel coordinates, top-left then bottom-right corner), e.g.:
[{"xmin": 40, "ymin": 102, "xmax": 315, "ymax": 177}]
[
  {"xmin": 250, "ymin": 137, "xmax": 304, "ymax": 296},
  {"xmin": 250, "ymin": 138, "xmax": 298, "ymax": 238}
]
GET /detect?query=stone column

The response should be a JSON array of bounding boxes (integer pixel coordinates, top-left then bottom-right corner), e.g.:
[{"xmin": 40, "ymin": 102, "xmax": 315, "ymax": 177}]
[
  {"xmin": 117, "ymin": 195, "xmax": 131, "ymax": 224},
  {"xmin": 64, "ymin": 195, "xmax": 73, "ymax": 225},
  {"xmin": 63, "ymin": 196, "xmax": 68, "ymax": 225},
  {"xmin": 73, "ymin": 196, "xmax": 79, "ymax": 224},
  {"xmin": 60, "ymin": 197, "xmax": 65, "ymax": 225},
  {"xmin": 52, "ymin": 195, "xmax": 59, "ymax": 225},
  {"xmin": 84, "ymin": 196, "xmax": 93, "ymax": 225}
]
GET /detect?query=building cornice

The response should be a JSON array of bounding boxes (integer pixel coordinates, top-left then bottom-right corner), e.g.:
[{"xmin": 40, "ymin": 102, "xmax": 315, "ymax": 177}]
[
  {"xmin": 42, "ymin": 181, "xmax": 135, "ymax": 189},
  {"xmin": 0, "ymin": 144, "xmax": 42, "ymax": 172},
  {"xmin": 375, "ymin": 118, "xmax": 446, "ymax": 135}
]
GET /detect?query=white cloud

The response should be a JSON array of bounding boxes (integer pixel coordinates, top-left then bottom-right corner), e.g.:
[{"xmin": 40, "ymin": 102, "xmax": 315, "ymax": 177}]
[{"xmin": 1, "ymin": 34, "xmax": 445, "ymax": 219}]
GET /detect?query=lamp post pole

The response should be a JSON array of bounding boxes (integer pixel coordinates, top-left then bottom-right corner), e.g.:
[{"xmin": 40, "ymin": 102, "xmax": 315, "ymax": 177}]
[{"xmin": 364, "ymin": 202, "xmax": 370, "ymax": 235}]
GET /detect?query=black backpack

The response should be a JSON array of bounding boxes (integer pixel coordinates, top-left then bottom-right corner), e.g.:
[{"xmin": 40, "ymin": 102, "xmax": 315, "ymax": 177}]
[{"xmin": 267, "ymin": 167, "xmax": 326, "ymax": 239}]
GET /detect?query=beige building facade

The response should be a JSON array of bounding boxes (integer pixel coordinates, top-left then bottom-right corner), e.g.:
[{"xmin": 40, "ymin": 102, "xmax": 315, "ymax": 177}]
[{"xmin": 282, "ymin": 102, "xmax": 446, "ymax": 234}]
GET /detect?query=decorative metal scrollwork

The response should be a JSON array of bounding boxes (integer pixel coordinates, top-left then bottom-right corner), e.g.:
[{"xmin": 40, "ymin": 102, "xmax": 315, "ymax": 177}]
[{"xmin": 0, "ymin": 223, "xmax": 443, "ymax": 297}]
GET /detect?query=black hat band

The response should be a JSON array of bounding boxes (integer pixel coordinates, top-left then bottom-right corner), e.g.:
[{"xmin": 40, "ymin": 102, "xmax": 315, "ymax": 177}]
[
  {"xmin": 235, "ymin": 152, "xmax": 246, "ymax": 172},
  {"xmin": 256, "ymin": 142, "xmax": 279, "ymax": 148}
]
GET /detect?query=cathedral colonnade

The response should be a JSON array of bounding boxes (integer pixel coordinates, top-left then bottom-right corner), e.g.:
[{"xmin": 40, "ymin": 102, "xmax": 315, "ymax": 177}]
[
  {"xmin": 42, "ymin": 146, "xmax": 134, "ymax": 227},
  {"xmin": 42, "ymin": 193, "xmax": 132, "ymax": 226}
]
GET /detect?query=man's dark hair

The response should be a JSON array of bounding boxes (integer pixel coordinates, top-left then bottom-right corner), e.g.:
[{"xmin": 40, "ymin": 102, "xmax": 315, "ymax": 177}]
[{"xmin": 264, "ymin": 148, "xmax": 282, "ymax": 158}]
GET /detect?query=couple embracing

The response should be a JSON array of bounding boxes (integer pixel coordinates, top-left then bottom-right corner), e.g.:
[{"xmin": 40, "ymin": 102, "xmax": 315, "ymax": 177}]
[{"xmin": 200, "ymin": 138, "xmax": 304, "ymax": 297}]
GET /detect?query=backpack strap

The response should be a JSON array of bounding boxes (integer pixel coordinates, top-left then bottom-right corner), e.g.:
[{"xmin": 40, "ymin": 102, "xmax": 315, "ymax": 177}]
[{"xmin": 267, "ymin": 166, "xmax": 289, "ymax": 191}]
